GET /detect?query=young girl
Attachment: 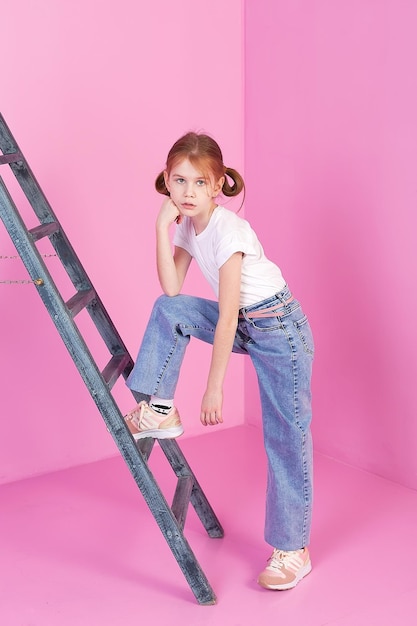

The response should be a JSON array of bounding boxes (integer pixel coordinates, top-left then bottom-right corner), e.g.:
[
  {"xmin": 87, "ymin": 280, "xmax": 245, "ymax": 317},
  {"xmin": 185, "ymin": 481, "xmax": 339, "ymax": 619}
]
[{"xmin": 125, "ymin": 132, "xmax": 314, "ymax": 591}]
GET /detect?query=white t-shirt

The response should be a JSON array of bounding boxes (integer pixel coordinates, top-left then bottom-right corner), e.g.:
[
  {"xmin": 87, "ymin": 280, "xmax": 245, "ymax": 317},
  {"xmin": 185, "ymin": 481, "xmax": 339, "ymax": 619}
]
[{"xmin": 173, "ymin": 205, "xmax": 286, "ymax": 307}]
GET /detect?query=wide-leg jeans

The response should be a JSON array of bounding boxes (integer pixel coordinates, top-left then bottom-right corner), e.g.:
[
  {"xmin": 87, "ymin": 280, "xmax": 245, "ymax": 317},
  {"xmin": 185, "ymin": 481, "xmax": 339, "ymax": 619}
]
[{"xmin": 127, "ymin": 286, "xmax": 314, "ymax": 551}]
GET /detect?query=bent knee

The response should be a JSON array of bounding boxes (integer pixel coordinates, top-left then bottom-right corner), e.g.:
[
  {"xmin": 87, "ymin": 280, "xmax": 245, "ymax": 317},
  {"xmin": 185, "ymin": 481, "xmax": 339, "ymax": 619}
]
[{"xmin": 153, "ymin": 293, "xmax": 190, "ymax": 313}]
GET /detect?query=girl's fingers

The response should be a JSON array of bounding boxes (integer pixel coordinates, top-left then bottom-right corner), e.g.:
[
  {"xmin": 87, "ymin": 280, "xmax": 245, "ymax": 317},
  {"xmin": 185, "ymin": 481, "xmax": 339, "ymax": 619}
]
[{"xmin": 200, "ymin": 410, "xmax": 223, "ymax": 426}]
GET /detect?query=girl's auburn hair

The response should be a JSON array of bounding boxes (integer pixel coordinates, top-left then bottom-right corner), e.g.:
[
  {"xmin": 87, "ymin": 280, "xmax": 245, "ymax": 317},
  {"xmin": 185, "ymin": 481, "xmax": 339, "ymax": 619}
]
[{"xmin": 155, "ymin": 132, "xmax": 245, "ymax": 199}]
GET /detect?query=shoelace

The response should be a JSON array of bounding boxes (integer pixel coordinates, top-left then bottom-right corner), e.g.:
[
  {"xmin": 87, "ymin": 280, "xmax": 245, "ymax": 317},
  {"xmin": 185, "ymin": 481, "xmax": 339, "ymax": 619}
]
[
  {"xmin": 268, "ymin": 549, "xmax": 303, "ymax": 573},
  {"xmin": 126, "ymin": 402, "xmax": 147, "ymax": 428}
]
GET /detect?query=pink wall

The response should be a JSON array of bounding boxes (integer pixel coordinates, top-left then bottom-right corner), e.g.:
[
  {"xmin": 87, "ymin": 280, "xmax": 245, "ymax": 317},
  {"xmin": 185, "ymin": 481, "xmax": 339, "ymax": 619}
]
[
  {"xmin": 0, "ymin": 1, "xmax": 244, "ymax": 483},
  {"xmin": 245, "ymin": 1, "xmax": 417, "ymax": 489},
  {"xmin": 3, "ymin": 1, "xmax": 417, "ymax": 493}
]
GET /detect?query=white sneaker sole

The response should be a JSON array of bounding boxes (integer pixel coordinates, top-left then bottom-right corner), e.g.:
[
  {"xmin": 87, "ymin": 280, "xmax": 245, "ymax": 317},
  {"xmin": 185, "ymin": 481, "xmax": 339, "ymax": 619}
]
[{"xmin": 132, "ymin": 425, "xmax": 184, "ymax": 440}]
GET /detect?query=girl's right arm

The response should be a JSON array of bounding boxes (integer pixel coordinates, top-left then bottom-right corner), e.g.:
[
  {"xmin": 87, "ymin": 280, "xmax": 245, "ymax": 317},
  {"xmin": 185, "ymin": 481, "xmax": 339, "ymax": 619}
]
[{"xmin": 156, "ymin": 198, "xmax": 191, "ymax": 296}]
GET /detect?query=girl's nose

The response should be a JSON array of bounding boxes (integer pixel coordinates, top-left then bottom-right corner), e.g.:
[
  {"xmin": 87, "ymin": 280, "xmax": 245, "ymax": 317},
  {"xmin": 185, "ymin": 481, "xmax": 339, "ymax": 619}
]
[{"xmin": 185, "ymin": 183, "xmax": 195, "ymax": 197}]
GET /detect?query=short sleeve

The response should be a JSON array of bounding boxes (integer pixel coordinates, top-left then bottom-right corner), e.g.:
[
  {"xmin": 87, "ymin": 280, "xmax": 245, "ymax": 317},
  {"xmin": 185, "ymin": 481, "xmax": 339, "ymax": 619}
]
[
  {"xmin": 173, "ymin": 220, "xmax": 191, "ymax": 254},
  {"xmin": 214, "ymin": 229, "xmax": 255, "ymax": 269}
]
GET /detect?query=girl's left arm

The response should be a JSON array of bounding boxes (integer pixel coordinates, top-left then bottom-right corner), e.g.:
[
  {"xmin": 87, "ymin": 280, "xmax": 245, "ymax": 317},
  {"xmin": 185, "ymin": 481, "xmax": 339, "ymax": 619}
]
[{"xmin": 200, "ymin": 251, "xmax": 243, "ymax": 427}]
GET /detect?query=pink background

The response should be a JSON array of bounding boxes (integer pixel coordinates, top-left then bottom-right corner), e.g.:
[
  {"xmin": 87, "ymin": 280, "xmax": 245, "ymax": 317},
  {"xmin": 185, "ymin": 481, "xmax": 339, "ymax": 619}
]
[
  {"xmin": 245, "ymin": 0, "xmax": 417, "ymax": 490},
  {"xmin": 1, "ymin": 0, "xmax": 417, "ymax": 492},
  {"xmin": 0, "ymin": 0, "xmax": 244, "ymax": 482}
]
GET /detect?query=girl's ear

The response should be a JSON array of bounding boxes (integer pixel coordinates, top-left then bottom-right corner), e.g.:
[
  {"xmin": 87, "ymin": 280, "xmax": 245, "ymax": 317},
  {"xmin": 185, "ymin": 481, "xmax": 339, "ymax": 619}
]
[
  {"xmin": 213, "ymin": 176, "xmax": 225, "ymax": 197},
  {"xmin": 164, "ymin": 170, "xmax": 170, "ymax": 192}
]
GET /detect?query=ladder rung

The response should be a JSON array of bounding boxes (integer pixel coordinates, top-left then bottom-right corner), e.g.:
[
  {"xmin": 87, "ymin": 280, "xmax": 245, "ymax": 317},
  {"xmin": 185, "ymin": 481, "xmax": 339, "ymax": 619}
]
[
  {"xmin": 171, "ymin": 476, "xmax": 194, "ymax": 530},
  {"xmin": 101, "ymin": 353, "xmax": 131, "ymax": 388},
  {"xmin": 29, "ymin": 222, "xmax": 60, "ymax": 241},
  {"xmin": 136, "ymin": 437, "xmax": 155, "ymax": 460},
  {"xmin": 65, "ymin": 289, "xmax": 96, "ymax": 317},
  {"xmin": 0, "ymin": 152, "xmax": 23, "ymax": 165}
]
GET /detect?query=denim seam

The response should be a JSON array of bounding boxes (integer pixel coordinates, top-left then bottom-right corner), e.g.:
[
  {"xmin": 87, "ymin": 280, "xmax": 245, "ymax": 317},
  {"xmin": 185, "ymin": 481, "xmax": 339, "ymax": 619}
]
[
  {"xmin": 294, "ymin": 316, "xmax": 314, "ymax": 355},
  {"xmin": 153, "ymin": 328, "xmax": 179, "ymax": 395},
  {"xmin": 179, "ymin": 323, "xmax": 215, "ymax": 334},
  {"xmin": 285, "ymin": 321, "xmax": 311, "ymax": 547},
  {"xmin": 301, "ymin": 431, "xmax": 310, "ymax": 547}
]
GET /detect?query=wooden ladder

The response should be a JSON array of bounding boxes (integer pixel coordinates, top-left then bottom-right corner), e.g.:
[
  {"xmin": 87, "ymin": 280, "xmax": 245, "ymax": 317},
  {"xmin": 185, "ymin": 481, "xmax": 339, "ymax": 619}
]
[{"xmin": 0, "ymin": 113, "xmax": 223, "ymax": 605}]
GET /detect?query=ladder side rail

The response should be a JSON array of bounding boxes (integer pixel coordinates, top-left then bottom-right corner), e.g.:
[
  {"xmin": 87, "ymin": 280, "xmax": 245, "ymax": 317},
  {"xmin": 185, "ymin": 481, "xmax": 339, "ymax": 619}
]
[
  {"xmin": 1, "ymin": 114, "xmax": 60, "ymax": 225},
  {"xmin": 7, "ymin": 160, "xmax": 57, "ymax": 225},
  {"xmin": 0, "ymin": 114, "xmax": 20, "ymax": 156},
  {"xmin": 0, "ymin": 181, "xmax": 217, "ymax": 604}
]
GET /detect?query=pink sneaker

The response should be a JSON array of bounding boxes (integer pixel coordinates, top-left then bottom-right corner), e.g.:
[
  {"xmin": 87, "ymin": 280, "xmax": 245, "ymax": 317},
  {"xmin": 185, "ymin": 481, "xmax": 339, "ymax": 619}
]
[
  {"xmin": 124, "ymin": 401, "xmax": 184, "ymax": 440},
  {"xmin": 257, "ymin": 548, "xmax": 312, "ymax": 590}
]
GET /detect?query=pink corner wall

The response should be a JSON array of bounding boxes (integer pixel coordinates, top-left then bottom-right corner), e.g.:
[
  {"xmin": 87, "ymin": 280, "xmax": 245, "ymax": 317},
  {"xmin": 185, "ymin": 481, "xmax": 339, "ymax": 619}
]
[
  {"xmin": 245, "ymin": 1, "xmax": 417, "ymax": 490},
  {"xmin": 2, "ymin": 1, "xmax": 417, "ymax": 493},
  {"xmin": 0, "ymin": 1, "xmax": 244, "ymax": 483}
]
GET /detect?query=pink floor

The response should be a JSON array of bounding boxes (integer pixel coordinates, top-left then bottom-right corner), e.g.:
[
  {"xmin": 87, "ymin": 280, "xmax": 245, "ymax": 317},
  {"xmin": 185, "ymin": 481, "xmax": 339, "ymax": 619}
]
[{"xmin": 1, "ymin": 425, "xmax": 417, "ymax": 625}]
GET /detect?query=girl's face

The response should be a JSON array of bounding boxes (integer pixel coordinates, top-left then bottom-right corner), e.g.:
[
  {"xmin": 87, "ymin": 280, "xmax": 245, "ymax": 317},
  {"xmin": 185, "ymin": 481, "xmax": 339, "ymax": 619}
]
[{"xmin": 164, "ymin": 158, "xmax": 224, "ymax": 230}]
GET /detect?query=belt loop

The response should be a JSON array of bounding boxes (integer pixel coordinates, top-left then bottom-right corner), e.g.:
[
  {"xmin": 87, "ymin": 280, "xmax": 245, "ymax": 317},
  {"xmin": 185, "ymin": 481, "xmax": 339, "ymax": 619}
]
[{"xmin": 277, "ymin": 288, "xmax": 285, "ymax": 305}]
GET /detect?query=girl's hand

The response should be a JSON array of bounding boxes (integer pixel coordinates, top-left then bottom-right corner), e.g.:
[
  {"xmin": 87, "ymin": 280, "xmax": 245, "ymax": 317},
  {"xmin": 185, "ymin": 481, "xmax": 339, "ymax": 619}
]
[
  {"xmin": 156, "ymin": 197, "xmax": 182, "ymax": 228},
  {"xmin": 200, "ymin": 388, "xmax": 224, "ymax": 427}
]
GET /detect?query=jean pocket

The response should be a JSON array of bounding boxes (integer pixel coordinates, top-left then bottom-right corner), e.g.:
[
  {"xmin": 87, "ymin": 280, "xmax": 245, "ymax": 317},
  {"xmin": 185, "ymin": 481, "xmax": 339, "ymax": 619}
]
[
  {"xmin": 294, "ymin": 315, "xmax": 314, "ymax": 355},
  {"xmin": 248, "ymin": 315, "xmax": 282, "ymax": 332}
]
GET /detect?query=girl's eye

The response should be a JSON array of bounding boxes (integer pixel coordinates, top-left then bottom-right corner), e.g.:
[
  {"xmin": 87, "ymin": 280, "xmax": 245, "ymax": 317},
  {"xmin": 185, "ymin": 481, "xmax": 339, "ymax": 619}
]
[
  {"xmin": 196, "ymin": 179, "xmax": 206, "ymax": 186},
  {"xmin": 175, "ymin": 178, "xmax": 185, "ymax": 184}
]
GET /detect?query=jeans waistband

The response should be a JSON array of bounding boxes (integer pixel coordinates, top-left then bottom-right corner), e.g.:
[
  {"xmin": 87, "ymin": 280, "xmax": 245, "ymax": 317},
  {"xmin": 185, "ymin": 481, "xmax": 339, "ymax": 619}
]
[{"xmin": 239, "ymin": 286, "xmax": 295, "ymax": 319}]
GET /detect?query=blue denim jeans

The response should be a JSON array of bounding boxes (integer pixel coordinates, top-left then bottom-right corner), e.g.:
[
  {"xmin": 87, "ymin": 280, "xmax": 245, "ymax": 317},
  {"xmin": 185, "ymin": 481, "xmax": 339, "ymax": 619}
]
[{"xmin": 127, "ymin": 286, "xmax": 314, "ymax": 551}]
